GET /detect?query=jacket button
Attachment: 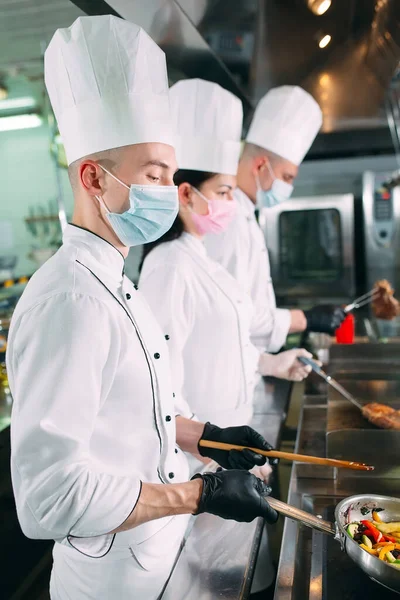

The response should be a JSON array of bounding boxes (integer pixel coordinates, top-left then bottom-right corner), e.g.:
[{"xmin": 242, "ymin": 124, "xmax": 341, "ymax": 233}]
[
  {"xmin": 165, "ymin": 415, "xmax": 171, "ymax": 422},
  {"xmin": 165, "ymin": 334, "xmax": 170, "ymax": 341},
  {"xmin": 126, "ymin": 293, "xmax": 131, "ymax": 300},
  {"xmin": 154, "ymin": 353, "xmax": 160, "ymax": 359},
  {"xmin": 172, "ymin": 392, "xmax": 176, "ymax": 398},
  {"xmin": 169, "ymin": 472, "xmax": 175, "ymax": 479},
  {"xmin": 175, "ymin": 448, "xmax": 178, "ymax": 454}
]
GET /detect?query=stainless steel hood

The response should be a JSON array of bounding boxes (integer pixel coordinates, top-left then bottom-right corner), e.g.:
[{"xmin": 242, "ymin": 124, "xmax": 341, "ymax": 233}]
[
  {"xmin": 70, "ymin": 0, "xmax": 400, "ymax": 159},
  {"xmin": 69, "ymin": 0, "xmax": 253, "ymax": 116}
]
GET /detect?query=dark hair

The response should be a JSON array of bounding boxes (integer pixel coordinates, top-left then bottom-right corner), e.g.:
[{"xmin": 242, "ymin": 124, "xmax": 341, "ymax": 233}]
[{"xmin": 138, "ymin": 169, "xmax": 216, "ymax": 273}]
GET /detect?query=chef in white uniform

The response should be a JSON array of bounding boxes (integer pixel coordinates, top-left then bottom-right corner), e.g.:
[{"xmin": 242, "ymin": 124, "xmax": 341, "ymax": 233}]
[
  {"xmin": 139, "ymin": 79, "xmax": 312, "ymax": 430},
  {"xmin": 6, "ymin": 17, "xmax": 280, "ymax": 600},
  {"xmin": 205, "ymin": 86, "xmax": 346, "ymax": 353},
  {"xmin": 139, "ymin": 78, "xmax": 311, "ymax": 598}
]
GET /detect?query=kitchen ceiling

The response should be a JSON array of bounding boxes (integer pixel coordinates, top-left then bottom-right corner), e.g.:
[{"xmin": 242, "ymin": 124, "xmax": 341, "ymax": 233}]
[
  {"xmin": 0, "ymin": 0, "xmax": 84, "ymax": 108},
  {"xmin": 0, "ymin": 0, "xmax": 399, "ymax": 159}
]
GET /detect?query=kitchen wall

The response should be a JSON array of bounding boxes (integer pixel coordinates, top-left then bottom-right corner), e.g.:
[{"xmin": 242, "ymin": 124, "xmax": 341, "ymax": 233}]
[
  {"xmin": 294, "ymin": 154, "xmax": 399, "ymax": 198},
  {"xmin": 1, "ymin": 120, "xmax": 398, "ymax": 285},
  {"xmin": 0, "ymin": 123, "xmax": 73, "ymax": 278}
]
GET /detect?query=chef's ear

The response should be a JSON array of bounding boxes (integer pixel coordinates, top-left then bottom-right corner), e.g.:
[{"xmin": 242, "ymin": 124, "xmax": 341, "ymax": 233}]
[
  {"xmin": 177, "ymin": 182, "xmax": 194, "ymax": 207},
  {"xmin": 79, "ymin": 160, "xmax": 105, "ymax": 194},
  {"xmin": 251, "ymin": 155, "xmax": 268, "ymax": 177}
]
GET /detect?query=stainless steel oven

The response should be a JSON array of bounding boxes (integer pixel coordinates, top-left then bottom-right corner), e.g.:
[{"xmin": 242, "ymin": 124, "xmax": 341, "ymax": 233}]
[
  {"xmin": 362, "ymin": 171, "xmax": 400, "ymax": 337},
  {"xmin": 261, "ymin": 194, "xmax": 355, "ymax": 304},
  {"xmin": 363, "ymin": 171, "xmax": 400, "ymax": 294}
]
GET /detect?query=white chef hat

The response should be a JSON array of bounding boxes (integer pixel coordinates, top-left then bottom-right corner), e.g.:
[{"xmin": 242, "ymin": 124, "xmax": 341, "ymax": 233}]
[
  {"xmin": 170, "ymin": 79, "xmax": 243, "ymax": 176},
  {"xmin": 246, "ymin": 86, "xmax": 322, "ymax": 166},
  {"xmin": 45, "ymin": 15, "xmax": 174, "ymax": 166}
]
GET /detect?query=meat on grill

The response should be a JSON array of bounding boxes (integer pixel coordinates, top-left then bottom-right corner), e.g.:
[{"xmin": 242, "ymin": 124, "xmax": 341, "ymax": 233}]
[
  {"xmin": 372, "ymin": 279, "xmax": 400, "ymax": 320},
  {"xmin": 362, "ymin": 402, "xmax": 400, "ymax": 430}
]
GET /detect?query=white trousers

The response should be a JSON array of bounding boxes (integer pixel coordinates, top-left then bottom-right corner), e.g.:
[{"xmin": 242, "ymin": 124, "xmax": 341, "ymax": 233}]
[{"xmin": 50, "ymin": 515, "xmax": 190, "ymax": 600}]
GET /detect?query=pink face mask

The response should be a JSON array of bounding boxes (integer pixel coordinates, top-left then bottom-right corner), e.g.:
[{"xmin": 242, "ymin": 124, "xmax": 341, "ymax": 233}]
[{"xmin": 190, "ymin": 186, "xmax": 237, "ymax": 235}]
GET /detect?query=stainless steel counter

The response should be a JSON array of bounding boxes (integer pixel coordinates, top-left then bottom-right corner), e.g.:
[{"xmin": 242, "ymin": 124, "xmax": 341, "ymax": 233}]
[
  {"xmin": 275, "ymin": 343, "xmax": 400, "ymax": 600},
  {"xmin": 162, "ymin": 377, "xmax": 292, "ymax": 600}
]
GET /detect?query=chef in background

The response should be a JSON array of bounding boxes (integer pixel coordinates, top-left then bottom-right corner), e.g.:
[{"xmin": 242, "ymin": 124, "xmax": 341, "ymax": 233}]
[
  {"xmin": 140, "ymin": 78, "xmax": 309, "ymax": 598},
  {"xmin": 140, "ymin": 78, "xmax": 312, "ymax": 430},
  {"xmin": 7, "ymin": 17, "xmax": 279, "ymax": 600},
  {"xmin": 205, "ymin": 86, "xmax": 346, "ymax": 353}
]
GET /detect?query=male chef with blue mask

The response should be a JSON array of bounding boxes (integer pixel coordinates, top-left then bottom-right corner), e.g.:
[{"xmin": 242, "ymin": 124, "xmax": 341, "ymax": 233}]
[
  {"xmin": 6, "ymin": 15, "xmax": 278, "ymax": 600},
  {"xmin": 205, "ymin": 86, "xmax": 346, "ymax": 352}
]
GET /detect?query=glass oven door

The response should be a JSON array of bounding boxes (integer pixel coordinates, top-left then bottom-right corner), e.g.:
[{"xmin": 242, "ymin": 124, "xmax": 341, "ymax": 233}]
[{"xmin": 263, "ymin": 194, "xmax": 355, "ymax": 302}]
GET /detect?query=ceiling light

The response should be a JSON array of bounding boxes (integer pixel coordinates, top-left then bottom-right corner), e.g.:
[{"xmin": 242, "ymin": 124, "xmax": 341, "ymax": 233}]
[
  {"xmin": 0, "ymin": 96, "xmax": 36, "ymax": 112},
  {"xmin": 308, "ymin": 0, "xmax": 332, "ymax": 15},
  {"xmin": 319, "ymin": 34, "xmax": 332, "ymax": 48},
  {"xmin": 0, "ymin": 114, "xmax": 42, "ymax": 133},
  {"xmin": 319, "ymin": 73, "xmax": 330, "ymax": 86}
]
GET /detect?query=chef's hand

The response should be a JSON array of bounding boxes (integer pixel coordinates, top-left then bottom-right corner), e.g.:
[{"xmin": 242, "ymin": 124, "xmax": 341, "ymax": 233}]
[
  {"xmin": 258, "ymin": 348, "xmax": 313, "ymax": 381},
  {"xmin": 192, "ymin": 469, "xmax": 278, "ymax": 524},
  {"xmin": 198, "ymin": 422, "xmax": 278, "ymax": 469},
  {"xmin": 304, "ymin": 304, "xmax": 346, "ymax": 335},
  {"xmin": 251, "ymin": 462, "xmax": 273, "ymax": 483}
]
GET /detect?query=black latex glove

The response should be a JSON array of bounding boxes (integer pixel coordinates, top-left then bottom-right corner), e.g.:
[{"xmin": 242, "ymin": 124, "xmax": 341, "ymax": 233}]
[
  {"xmin": 192, "ymin": 468, "xmax": 278, "ymax": 524},
  {"xmin": 198, "ymin": 422, "xmax": 278, "ymax": 470},
  {"xmin": 304, "ymin": 304, "xmax": 346, "ymax": 335}
]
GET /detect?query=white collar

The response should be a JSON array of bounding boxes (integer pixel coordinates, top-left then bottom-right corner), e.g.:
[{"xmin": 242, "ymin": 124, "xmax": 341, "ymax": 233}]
[
  {"xmin": 180, "ymin": 232, "xmax": 207, "ymax": 258},
  {"xmin": 63, "ymin": 224, "xmax": 125, "ymax": 282},
  {"xmin": 234, "ymin": 187, "xmax": 256, "ymax": 217}
]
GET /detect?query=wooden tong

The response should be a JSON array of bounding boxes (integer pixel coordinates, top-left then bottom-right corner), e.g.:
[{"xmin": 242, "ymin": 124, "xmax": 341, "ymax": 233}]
[{"xmin": 198, "ymin": 440, "xmax": 374, "ymax": 471}]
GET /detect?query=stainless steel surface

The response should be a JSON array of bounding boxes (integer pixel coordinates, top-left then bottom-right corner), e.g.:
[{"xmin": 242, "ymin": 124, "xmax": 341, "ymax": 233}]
[
  {"xmin": 162, "ymin": 514, "xmax": 264, "ymax": 600},
  {"xmin": 253, "ymin": 377, "xmax": 292, "ymax": 415},
  {"xmin": 268, "ymin": 497, "xmax": 336, "ymax": 537},
  {"xmin": 73, "ymin": 0, "xmax": 253, "ymax": 116},
  {"xmin": 263, "ymin": 195, "xmax": 355, "ymax": 302},
  {"xmin": 295, "ymin": 396, "xmax": 333, "ymax": 480},
  {"xmin": 273, "ymin": 492, "xmax": 400, "ymax": 594},
  {"xmin": 363, "ymin": 171, "xmax": 400, "ymax": 301},
  {"xmin": 252, "ymin": 1, "xmax": 399, "ymax": 134},
  {"xmin": 277, "ymin": 488, "xmax": 400, "ymax": 600},
  {"xmin": 327, "ymin": 430, "xmax": 400, "ymax": 479},
  {"xmin": 163, "ymin": 378, "xmax": 293, "ymax": 599},
  {"xmin": 329, "ymin": 342, "xmax": 400, "ymax": 371},
  {"xmin": 276, "ymin": 341, "xmax": 400, "ymax": 599}
]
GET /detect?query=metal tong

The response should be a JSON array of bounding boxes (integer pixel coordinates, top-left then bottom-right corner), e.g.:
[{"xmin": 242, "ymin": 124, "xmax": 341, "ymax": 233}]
[
  {"xmin": 344, "ymin": 288, "xmax": 379, "ymax": 313},
  {"xmin": 298, "ymin": 356, "xmax": 363, "ymax": 410}
]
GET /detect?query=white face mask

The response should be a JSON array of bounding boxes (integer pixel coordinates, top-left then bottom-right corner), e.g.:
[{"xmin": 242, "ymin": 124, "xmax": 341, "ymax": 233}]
[
  {"xmin": 95, "ymin": 166, "xmax": 178, "ymax": 247},
  {"xmin": 255, "ymin": 162, "xmax": 294, "ymax": 209}
]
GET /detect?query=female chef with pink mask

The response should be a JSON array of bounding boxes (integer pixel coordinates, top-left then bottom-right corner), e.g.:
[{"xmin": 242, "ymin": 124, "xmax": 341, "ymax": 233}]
[{"xmin": 139, "ymin": 79, "xmax": 311, "ymax": 437}]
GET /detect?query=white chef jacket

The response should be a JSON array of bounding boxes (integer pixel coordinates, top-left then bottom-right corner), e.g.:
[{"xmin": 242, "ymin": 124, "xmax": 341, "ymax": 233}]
[
  {"xmin": 7, "ymin": 224, "xmax": 190, "ymax": 599},
  {"xmin": 139, "ymin": 233, "xmax": 260, "ymax": 428},
  {"xmin": 205, "ymin": 187, "xmax": 291, "ymax": 353}
]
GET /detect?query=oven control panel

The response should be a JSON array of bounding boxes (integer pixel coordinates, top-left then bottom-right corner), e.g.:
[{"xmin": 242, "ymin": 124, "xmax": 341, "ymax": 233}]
[{"xmin": 373, "ymin": 181, "xmax": 395, "ymax": 246}]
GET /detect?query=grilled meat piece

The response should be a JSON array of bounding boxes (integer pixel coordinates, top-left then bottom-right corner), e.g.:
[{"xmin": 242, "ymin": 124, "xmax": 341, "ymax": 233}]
[
  {"xmin": 372, "ymin": 279, "xmax": 400, "ymax": 320},
  {"xmin": 362, "ymin": 402, "xmax": 400, "ymax": 430}
]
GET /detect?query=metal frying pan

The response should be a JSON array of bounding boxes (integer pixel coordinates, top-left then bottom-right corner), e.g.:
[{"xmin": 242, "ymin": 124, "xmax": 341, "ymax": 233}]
[{"xmin": 268, "ymin": 494, "xmax": 400, "ymax": 594}]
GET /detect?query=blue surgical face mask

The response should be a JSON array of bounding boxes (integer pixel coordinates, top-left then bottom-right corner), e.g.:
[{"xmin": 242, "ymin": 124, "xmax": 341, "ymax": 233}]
[
  {"xmin": 255, "ymin": 162, "xmax": 294, "ymax": 209},
  {"xmin": 95, "ymin": 166, "xmax": 178, "ymax": 247}
]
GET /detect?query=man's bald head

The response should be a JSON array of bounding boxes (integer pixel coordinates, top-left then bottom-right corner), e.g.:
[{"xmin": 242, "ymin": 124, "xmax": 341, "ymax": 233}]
[{"xmin": 237, "ymin": 142, "xmax": 299, "ymax": 203}]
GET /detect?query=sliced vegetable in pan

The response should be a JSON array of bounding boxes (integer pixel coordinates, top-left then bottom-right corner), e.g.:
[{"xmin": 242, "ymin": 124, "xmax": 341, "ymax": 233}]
[{"xmin": 345, "ymin": 508, "xmax": 400, "ymax": 568}]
